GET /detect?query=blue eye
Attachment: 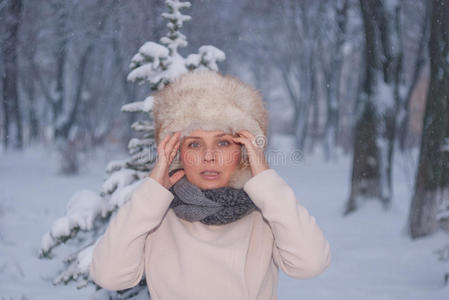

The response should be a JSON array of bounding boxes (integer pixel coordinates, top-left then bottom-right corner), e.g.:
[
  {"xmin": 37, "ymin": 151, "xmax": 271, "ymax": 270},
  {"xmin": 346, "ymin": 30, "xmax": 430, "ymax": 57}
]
[
  {"xmin": 188, "ymin": 141, "xmax": 200, "ymax": 148},
  {"xmin": 187, "ymin": 140, "xmax": 230, "ymax": 148}
]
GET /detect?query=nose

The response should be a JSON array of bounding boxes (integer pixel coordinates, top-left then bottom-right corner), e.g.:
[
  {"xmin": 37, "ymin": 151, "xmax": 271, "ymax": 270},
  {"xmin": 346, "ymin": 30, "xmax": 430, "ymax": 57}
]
[{"xmin": 203, "ymin": 147, "xmax": 217, "ymax": 162}]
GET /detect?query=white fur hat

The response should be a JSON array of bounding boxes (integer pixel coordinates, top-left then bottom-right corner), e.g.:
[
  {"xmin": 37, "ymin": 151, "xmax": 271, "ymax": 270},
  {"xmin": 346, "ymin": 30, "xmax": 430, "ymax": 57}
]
[{"xmin": 152, "ymin": 69, "xmax": 269, "ymax": 188}]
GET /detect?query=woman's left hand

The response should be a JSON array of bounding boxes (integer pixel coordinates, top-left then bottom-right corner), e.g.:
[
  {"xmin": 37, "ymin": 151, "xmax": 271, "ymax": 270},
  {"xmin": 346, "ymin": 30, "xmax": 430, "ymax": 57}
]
[{"xmin": 232, "ymin": 130, "xmax": 270, "ymax": 177}]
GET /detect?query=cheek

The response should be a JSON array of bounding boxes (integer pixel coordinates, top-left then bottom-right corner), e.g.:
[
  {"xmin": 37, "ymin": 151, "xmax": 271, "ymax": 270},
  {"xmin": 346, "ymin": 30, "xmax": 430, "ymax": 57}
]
[
  {"xmin": 221, "ymin": 147, "xmax": 241, "ymax": 167},
  {"xmin": 180, "ymin": 148, "xmax": 201, "ymax": 168}
]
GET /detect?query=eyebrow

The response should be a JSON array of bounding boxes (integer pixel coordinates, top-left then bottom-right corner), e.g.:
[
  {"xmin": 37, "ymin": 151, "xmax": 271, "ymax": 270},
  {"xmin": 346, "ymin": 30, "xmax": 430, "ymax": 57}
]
[{"xmin": 185, "ymin": 133, "xmax": 230, "ymax": 139}]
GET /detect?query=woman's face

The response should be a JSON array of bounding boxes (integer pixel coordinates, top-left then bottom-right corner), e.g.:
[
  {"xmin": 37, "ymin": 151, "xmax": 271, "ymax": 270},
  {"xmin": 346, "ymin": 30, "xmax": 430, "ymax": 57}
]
[{"xmin": 179, "ymin": 129, "xmax": 241, "ymax": 189}]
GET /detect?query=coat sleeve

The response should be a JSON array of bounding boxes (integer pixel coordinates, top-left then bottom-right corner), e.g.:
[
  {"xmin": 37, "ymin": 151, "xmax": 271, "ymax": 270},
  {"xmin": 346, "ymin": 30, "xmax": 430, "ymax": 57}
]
[
  {"xmin": 243, "ymin": 168, "xmax": 331, "ymax": 279},
  {"xmin": 89, "ymin": 176, "xmax": 174, "ymax": 290}
]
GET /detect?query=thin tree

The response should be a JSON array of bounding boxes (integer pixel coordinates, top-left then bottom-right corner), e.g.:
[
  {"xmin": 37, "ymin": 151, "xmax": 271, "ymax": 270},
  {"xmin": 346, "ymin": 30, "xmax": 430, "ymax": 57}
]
[
  {"xmin": 408, "ymin": 0, "xmax": 449, "ymax": 238},
  {"xmin": 1, "ymin": 0, "xmax": 23, "ymax": 150},
  {"xmin": 319, "ymin": 0, "xmax": 349, "ymax": 161},
  {"xmin": 397, "ymin": 1, "xmax": 431, "ymax": 151}
]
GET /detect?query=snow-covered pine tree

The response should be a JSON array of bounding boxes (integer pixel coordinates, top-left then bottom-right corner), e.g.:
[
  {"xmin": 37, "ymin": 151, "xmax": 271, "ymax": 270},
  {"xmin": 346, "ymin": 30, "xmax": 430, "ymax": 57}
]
[{"xmin": 39, "ymin": 1, "xmax": 225, "ymax": 298}]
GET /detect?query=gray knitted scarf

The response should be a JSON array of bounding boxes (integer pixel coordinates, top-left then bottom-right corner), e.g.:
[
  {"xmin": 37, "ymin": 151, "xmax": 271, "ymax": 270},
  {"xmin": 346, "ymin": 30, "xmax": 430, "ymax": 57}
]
[{"xmin": 168, "ymin": 170, "xmax": 257, "ymax": 225}]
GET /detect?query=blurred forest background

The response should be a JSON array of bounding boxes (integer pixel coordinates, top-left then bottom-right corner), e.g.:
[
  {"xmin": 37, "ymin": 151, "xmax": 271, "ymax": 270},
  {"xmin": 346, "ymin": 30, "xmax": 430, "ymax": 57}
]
[
  {"xmin": 2, "ymin": 0, "xmax": 449, "ymax": 236},
  {"xmin": 0, "ymin": 0, "xmax": 431, "ymax": 153},
  {"xmin": 1, "ymin": 0, "xmax": 449, "ymax": 298}
]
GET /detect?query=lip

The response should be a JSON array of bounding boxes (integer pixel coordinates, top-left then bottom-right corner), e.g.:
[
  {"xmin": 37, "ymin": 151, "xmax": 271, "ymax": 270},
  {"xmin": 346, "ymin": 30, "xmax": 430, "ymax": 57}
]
[{"xmin": 200, "ymin": 170, "xmax": 221, "ymax": 180}]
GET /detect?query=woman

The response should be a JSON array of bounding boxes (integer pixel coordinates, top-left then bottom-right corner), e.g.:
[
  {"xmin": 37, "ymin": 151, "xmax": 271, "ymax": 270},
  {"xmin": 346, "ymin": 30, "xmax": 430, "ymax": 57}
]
[{"xmin": 89, "ymin": 69, "xmax": 331, "ymax": 300}]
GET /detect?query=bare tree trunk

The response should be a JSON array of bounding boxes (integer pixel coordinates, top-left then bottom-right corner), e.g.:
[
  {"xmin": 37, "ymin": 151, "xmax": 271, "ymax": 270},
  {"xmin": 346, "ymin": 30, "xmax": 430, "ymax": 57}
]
[
  {"xmin": 55, "ymin": 45, "xmax": 93, "ymax": 139},
  {"xmin": 51, "ymin": 0, "xmax": 67, "ymax": 138},
  {"xmin": 1, "ymin": 0, "xmax": 23, "ymax": 150},
  {"xmin": 398, "ymin": 1, "xmax": 431, "ymax": 151},
  {"xmin": 110, "ymin": 11, "xmax": 138, "ymax": 150},
  {"xmin": 294, "ymin": 1, "xmax": 318, "ymax": 152},
  {"xmin": 302, "ymin": 56, "xmax": 316, "ymax": 152},
  {"xmin": 408, "ymin": 0, "xmax": 449, "ymax": 238},
  {"xmin": 322, "ymin": 0, "xmax": 348, "ymax": 161},
  {"xmin": 20, "ymin": 72, "xmax": 39, "ymax": 141},
  {"xmin": 345, "ymin": 0, "xmax": 402, "ymax": 215}
]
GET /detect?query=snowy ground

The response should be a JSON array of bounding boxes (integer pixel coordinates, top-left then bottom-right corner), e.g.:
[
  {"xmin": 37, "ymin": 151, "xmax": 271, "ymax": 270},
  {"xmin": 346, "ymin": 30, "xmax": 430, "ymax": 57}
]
[{"xmin": 0, "ymin": 134, "xmax": 448, "ymax": 299}]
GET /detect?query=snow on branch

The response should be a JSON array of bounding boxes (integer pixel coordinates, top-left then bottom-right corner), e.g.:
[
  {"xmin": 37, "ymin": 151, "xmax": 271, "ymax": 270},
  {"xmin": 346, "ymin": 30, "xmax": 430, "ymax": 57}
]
[
  {"xmin": 162, "ymin": 0, "xmax": 192, "ymax": 28},
  {"xmin": 130, "ymin": 120, "xmax": 155, "ymax": 132},
  {"xmin": 130, "ymin": 42, "xmax": 169, "ymax": 70},
  {"xmin": 53, "ymin": 242, "xmax": 96, "ymax": 287},
  {"xmin": 127, "ymin": 63, "xmax": 167, "ymax": 87},
  {"xmin": 40, "ymin": 169, "xmax": 143, "ymax": 257},
  {"xmin": 121, "ymin": 96, "xmax": 154, "ymax": 113},
  {"xmin": 186, "ymin": 45, "xmax": 226, "ymax": 71},
  {"xmin": 40, "ymin": 190, "xmax": 106, "ymax": 257},
  {"xmin": 105, "ymin": 158, "xmax": 129, "ymax": 174},
  {"xmin": 102, "ymin": 168, "xmax": 139, "ymax": 195}
]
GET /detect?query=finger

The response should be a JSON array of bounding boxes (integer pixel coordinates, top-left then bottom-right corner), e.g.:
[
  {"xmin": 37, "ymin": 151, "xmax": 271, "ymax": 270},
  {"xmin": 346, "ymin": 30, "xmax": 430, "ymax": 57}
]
[
  {"xmin": 158, "ymin": 134, "xmax": 171, "ymax": 154},
  {"xmin": 232, "ymin": 134, "xmax": 251, "ymax": 145},
  {"xmin": 165, "ymin": 132, "xmax": 181, "ymax": 155},
  {"xmin": 231, "ymin": 136, "xmax": 254, "ymax": 151},
  {"xmin": 169, "ymin": 169, "xmax": 185, "ymax": 185},
  {"xmin": 159, "ymin": 133, "xmax": 178, "ymax": 162},
  {"xmin": 233, "ymin": 136, "xmax": 268, "ymax": 168},
  {"xmin": 238, "ymin": 130, "xmax": 255, "ymax": 139},
  {"xmin": 239, "ymin": 130, "xmax": 267, "ymax": 150},
  {"xmin": 233, "ymin": 136, "xmax": 264, "ymax": 158},
  {"xmin": 167, "ymin": 136, "xmax": 181, "ymax": 161},
  {"xmin": 156, "ymin": 137, "xmax": 172, "ymax": 166},
  {"xmin": 168, "ymin": 140, "xmax": 181, "ymax": 165},
  {"xmin": 238, "ymin": 130, "xmax": 257, "ymax": 146}
]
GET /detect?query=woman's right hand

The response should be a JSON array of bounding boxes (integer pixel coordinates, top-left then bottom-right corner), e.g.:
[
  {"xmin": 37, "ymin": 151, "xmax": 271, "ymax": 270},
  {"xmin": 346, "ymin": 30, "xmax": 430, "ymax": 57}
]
[{"xmin": 149, "ymin": 131, "xmax": 185, "ymax": 189}]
